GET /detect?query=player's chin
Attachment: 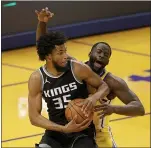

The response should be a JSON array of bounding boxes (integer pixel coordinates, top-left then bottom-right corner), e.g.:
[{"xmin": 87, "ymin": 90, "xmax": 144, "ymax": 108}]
[
  {"xmin": 93, "ymin": 63, "xmax": 105, "ymax": 70},
  {"xmin": 93, "ymin": 65, "xmax": 102, "ymax": 71},
  {"xmin": 57, "ymin": 64, "xmax": 64, "ymax": 68},
  {"xmin": 59, "ymin": 64, "xmax": 67, "ymax": 68},
  {"xmin": 60, "ymin": 61, "xmax": 68, "ymax": 67}
]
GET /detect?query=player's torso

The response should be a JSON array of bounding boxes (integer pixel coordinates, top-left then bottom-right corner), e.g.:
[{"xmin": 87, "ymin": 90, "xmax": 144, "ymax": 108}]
[
  {"xmin": 93, "ymin": 70, "xmax": 116, "ymax": 147},
  {"xmin": 85, "ymin": 61, "xmax": 116, "ymax": 146},
  {"xmin": 39, "ymin": 60, "xmax": 89, "ymax": 125}
]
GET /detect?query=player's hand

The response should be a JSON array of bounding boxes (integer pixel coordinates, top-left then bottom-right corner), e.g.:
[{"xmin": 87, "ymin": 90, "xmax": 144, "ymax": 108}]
[
  {"xmin": 63, "ymin": 115, "xmax": 91, "ymax": 133},
  {"xmin": 94, "ymin": 104, "xmax": 115, "ymax": 119},
  {"xmin": 81, "ymin": 97, "xmax": 96, "ymax": 117},
  {"xmin": 35, "ymin": 7, "xmax": 54, "ymax": 23}
]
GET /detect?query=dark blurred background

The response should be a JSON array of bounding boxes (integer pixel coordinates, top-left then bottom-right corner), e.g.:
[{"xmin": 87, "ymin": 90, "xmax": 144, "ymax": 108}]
[{"xmin": 1, "ymin": 1, "xmax": 151, "ymax": 50}]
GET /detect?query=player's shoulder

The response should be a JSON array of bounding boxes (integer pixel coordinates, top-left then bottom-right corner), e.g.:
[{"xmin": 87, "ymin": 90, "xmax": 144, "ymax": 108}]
[
  {"xmin": 29, "ymin": 69, "xmax": 41, "ymax": 82},
  {"xmin": 105, "ymin": 72, "xmax": 118, "ymax": 80},
  {"xmin": 105, "ymin": 72, "xmax": 127, "ymax": 88},
  {"xmin": 72, "ymin": 60, "xmax": 90, "ymax": 69},
  {"xmin": 71, "ymin": 60, "xmax": 93, "ymax": 80},
  {"xmin": 28, "ymin": 69, "xmax": 42, "ymax": 92}
]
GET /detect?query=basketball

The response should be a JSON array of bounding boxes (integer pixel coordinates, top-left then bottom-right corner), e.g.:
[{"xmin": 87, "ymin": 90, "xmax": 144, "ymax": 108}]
[{"xmin": 65, "ymin": 98, "xmax": 94, "ymax": 124}]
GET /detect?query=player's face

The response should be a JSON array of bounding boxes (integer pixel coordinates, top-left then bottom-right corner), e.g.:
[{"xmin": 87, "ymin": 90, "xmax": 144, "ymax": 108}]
[
  {"xmin": 89, "ymin": 44, "xmax": 111, "ymax": 71},
  {"xmin": 51, "ymin": 44, "xmax": 69, "ymax": 72}
]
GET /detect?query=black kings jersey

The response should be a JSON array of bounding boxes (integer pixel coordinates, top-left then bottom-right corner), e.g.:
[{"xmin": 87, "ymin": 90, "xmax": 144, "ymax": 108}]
[{"xmin": 39, "ymin": 60, "xmax": 89, "ymax": 125}]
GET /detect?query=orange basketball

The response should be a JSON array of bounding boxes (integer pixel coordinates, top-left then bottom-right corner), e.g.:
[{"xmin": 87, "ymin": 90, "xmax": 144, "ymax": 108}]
[{"xmin": 65, "ymin": 98, "xmax": 94, "ymax": 124}]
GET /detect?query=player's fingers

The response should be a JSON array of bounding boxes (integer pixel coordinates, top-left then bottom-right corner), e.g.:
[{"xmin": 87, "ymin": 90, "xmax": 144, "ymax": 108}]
[
  {"xmin": 95, "ymin": 104, "xmax": 107, "ymax": 108},
  {"xmin": 50, "ymin": 13, "xmax": 54, "ymax": 17},
  {"xmin": 35, "ymin": 10, "xmax": 39, "ymax": 15},
  {"xmin": 45, "ymin": 7, "xmax": 48, "ymax": 11},
  {"xmin": 46, "ymin": 11, "xmax": 51, "ymax": 15},
  {"xmin": 94, "ymin": 106, "xmax": 107, "ymax": 112},
  {"xmin": 47, "ymin": 13, "xmax": 54, "ymax": 19},
  {"xmin": 86, "ymin": 110, "xmax": 93, "ymax": 117},
  {"xmin": 81, "ymin": 100, "xmax": 88, "ymax": 112},
  {"xmin": 46, "ymin": 11, "xmax": 53, "ymax": 17},
  {"xmin": 70, "ymin": 115, "xmax": 77, "ymax": 123},
  {"xmin": 78, "ymin": 118, "xmax": 90, "ymax": 127},
  {"xmin": 80, "ymin": 120, "xmax": 92, "ymax": 130},
  {"xmin": 97, "ymin": 111, "xmax": 105, "ymax": 117},
  {"xmin": 83, "ymin": 101, "xmax": 93, "ymax": 116},
  {"xmin": 99, "ymin": 113, "xmax": 106, "ymax": 119},
  {"xmin": 83, "ymin": 103, "xmax": 90, "ymax": 116},
  {"xmin": 47, "ymin": 16, "xmax": 51, "ymax": 19},
  {"xmin": 73, "ymin": 115, "xmax": 77, "ymax": 121},
  {"xmin": 99, "ymin": 98, "xmax": 108, "ymax": 104}
]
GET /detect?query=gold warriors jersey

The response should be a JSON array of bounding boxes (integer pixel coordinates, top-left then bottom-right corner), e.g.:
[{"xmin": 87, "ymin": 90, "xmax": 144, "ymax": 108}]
[
  {"xmin": 92, "ymin": 70, "xmax": 117, "ymax": 148},
  {"xmin": 84, "ymin": 61, "xmax": 117, "ymax": 147}
]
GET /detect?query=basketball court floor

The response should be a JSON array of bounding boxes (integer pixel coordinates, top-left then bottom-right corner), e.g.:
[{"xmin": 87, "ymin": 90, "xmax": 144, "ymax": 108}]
[{"xmin": 2, "ymin": 27, "xmax": 150, "ymax": 147}]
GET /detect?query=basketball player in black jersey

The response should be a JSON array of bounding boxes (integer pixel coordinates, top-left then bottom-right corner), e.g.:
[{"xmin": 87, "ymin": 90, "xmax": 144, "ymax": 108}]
[
  {"xmin": 34, "ymin": 7, "xmax": 145, "ymax": 148},
  {"xmin": 29, "ymin": 8, "xmax": 110, "ymax": 148}
]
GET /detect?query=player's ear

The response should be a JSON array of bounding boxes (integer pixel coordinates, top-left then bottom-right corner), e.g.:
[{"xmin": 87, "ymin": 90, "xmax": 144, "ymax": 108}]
[{"xmin": 46, "ymin": 54, "xmax": 52, "ymax": 61}]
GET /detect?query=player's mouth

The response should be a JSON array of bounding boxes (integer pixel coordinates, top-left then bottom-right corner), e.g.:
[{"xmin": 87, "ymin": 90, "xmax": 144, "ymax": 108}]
[
  {"xmin": 94, "ymin": 61, "xmax": 103, "ymax": 69},
  {"xmin": 61, "ymin": 61, "xmax": 68, "ymax": 67}
]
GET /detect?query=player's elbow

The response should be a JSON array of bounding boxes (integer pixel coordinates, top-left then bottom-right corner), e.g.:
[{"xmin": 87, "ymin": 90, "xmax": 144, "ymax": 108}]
[
  {"xmin": 138, "ymin": 105, "xmax": 145, "ymax": 116},
  {"xmin": 29, "ymin": 113, "xmax": 39, "ymax": 126},
  {"xmin": 136, "ymin": 102, "xmax": 145, "ymax": 116},
  {"xmin": 30, "ymin": 118, "xmax": 36, "ymax": 126},
  {"xmin": 29, "ymin": 116, "xmax": 36, "ymax": 126}
]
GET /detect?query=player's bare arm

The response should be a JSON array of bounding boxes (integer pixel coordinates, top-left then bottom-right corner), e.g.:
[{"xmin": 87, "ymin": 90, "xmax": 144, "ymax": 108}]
[
  {"xmin": 95, "ymin": 73, "xmax": 145, "ymax": 117},
  {"xmin": 73, "ymin": 61, "xmax": 110, "ymax": 115},
  {"xmin": 28, "ymin": 71, "xmax": 91, "ymax": 133},
  {"xmin": 35, "ymin": 7, "xmax": 74, "ymax": 60},
  {"xmin": 28, "ymin": 71, "xmax": 65, "ymax": 132},
  {"xmin": 35, "ymin": 7, "xmax": 54, "ymax": 42}
]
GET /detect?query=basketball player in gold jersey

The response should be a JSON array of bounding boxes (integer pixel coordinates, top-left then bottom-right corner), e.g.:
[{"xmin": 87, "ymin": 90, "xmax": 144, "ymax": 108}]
[
  {"xmin": 85, "ymin": 42, "xmax": 145, "ymax": 147},
  {"xmin": 35, "ymin": 7, "xmax": 145, "ymax": 147}
]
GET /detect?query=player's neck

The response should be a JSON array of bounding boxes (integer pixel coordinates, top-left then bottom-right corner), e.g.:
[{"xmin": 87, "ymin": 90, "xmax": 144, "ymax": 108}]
[
  {"xmin": 45, "ymin": 63, "xmax": 64, "ymax": 77},
  {"xmin": 96, "ymin": 68, "xmax": 104, "ymax": 75}
]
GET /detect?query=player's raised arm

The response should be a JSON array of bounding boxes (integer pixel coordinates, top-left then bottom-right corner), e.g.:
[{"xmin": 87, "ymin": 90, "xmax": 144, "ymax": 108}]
[{"xmin": 35, "ymin": 7, "xmax": 54, "ymax": 42}]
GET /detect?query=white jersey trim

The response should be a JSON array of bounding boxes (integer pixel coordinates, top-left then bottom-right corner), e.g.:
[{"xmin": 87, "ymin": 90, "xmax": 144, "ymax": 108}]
[
  {"xmin": 71, "ymin": 60, "xmax": 83, "ymax": 84},
  {"xmin": 42, "ymin": 65, "xmax": 65, "ymax": 78}
]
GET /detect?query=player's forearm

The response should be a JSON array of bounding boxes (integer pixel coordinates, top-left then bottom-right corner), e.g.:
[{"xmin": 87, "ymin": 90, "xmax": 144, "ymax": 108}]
[
  {"xmin": 91, "ymin": 82, "xmax": 109, "ymax": 102},
  {"xmin": 36, "ymin": 21, "xmax": 48, "ymax": 42},
  {"xmin": 30, "ymin": 114, "xmax": 64, "ymax": 132},
  {"xmin": 113, "ymin": 101, "xmax": 145, "ymax": 116}
]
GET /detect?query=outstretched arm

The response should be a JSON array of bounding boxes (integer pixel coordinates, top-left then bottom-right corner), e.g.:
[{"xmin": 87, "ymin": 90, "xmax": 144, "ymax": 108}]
[
  {"xmin": 95, "ymin": 73, "xmax": 145, "ymax": 117},
  {"xmin": 35, "ymin": 7, "xmax": 75, "ymax": 60},
  {"xmin": 35, "ymin": 7, "xmax": 54, "ymax": 42}
]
